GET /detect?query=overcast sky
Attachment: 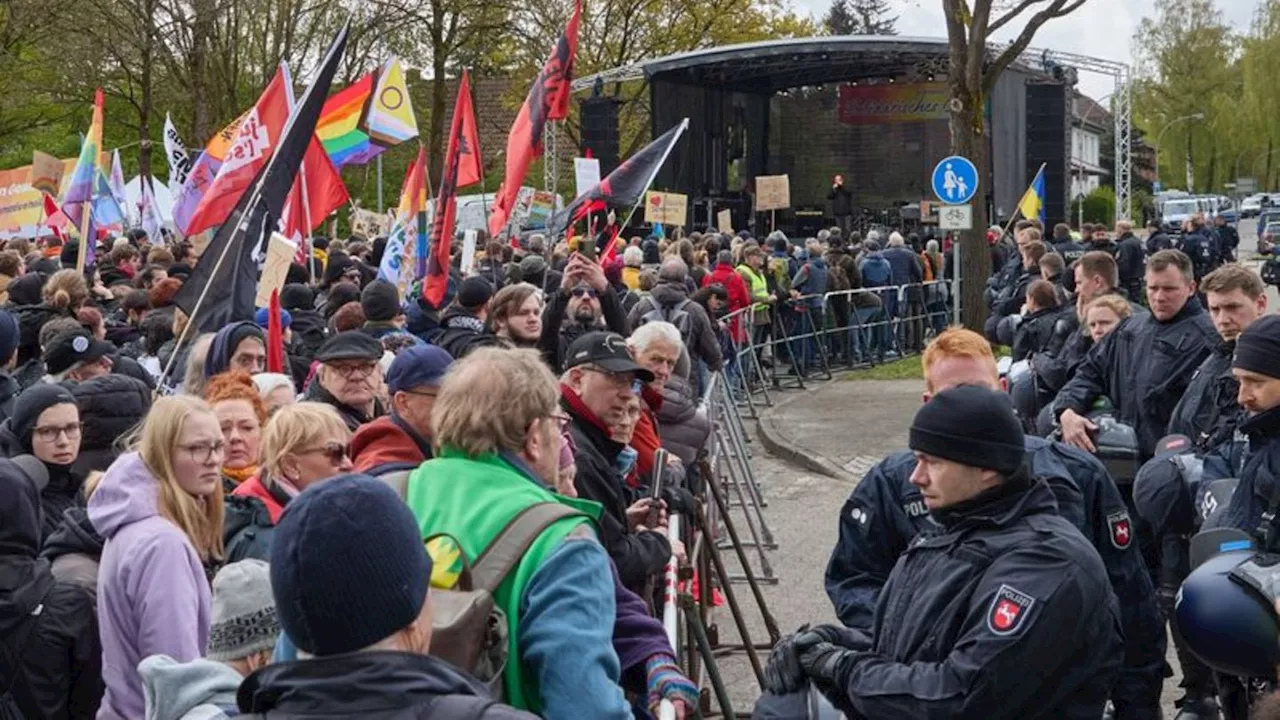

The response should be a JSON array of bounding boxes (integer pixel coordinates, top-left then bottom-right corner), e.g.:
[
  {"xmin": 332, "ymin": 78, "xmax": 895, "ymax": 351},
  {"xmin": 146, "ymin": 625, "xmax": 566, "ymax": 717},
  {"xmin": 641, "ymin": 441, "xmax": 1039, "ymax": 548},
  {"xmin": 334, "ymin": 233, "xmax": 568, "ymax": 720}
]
[{"xmin": 787, "ymin": 0, "xmax": 1256, "ymax": 99}]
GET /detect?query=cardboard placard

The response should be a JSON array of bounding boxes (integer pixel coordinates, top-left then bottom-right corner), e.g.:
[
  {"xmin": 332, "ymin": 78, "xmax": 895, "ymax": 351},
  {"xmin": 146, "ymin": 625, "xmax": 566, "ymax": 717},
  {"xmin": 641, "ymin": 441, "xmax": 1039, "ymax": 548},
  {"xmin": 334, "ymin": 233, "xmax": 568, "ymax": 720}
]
[
  {"xmin": 755, "ymin": 174, "xmax": 791, "ymax": 211},
  {"xmin": 255, "ymin": 232, "xmax": 298, "ymax": 307},
  {"xmin": 461, "ymin": 229, "xmax": 478, "ymax": 275},
  {"xmin": 644, "ymin": 191, "xmax": 688, "ymax": 226},
  {"xmin": 351, "ymin": 207, "xmax": 390, "ymax": 238},
  {"xmin": 30, "ymin": 151, "xmax": 64, "ymax": 196},
  {"xmin": 717, "ymin": 208, "xmax": 733, "ymax": 234},
  {"xmin": 574, "ymin": 157, "xmax": 601, "ymax": 197}
]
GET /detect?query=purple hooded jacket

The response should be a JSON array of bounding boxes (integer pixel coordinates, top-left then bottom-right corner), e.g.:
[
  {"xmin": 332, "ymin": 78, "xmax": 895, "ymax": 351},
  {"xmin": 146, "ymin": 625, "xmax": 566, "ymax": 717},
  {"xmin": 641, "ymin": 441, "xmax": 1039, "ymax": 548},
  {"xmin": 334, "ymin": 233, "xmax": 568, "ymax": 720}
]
[{"xmin": 88, "ymin": 452, "xmax": 211, "ymax": 720}]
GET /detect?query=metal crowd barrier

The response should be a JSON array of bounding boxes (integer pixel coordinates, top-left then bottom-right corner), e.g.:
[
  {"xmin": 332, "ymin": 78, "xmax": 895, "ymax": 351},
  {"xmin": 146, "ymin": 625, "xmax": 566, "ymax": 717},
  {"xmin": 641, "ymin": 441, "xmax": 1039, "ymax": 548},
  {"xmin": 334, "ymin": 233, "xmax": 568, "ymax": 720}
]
[{"xmin": 714, "ymin": 279, "xmax": 957, "ymax": 407}]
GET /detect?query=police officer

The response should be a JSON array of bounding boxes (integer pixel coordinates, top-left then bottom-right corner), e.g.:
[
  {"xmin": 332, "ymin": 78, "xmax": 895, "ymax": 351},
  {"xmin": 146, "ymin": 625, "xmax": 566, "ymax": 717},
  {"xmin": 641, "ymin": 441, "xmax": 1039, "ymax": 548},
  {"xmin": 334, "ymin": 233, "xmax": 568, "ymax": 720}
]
[
  {"xmin": 1056, "ymin": 249, "xmax": 1217, "ymax": 460},
  {"xmin": 825, "ymin": 328, "xmax": 1165, "ymax": 718},
  {"xmin": 1146, "ymin": 221, "xmax": 1173, "ymax": 255},
  {"xmin": 1177, "ymin": 216, "xmax": 1219, "ymax": 284},
  {"xmin": 1214, "ymin": 214, "xmax": 1240, "ymax": 263},
  {"xmin": 1203, "ymin": 314, "xmax": 1280, "ymax": 547},
  {"xmin": 1167, "ymin": 265, "xmax": 1266, "ymax": 452},
  {"xmin": 790, "ymin": 385, "xmax": 1123, "ymax": 718},
  {"xmin": 1115, "ymin": 220, "xmax": 1146, "ymax": 303},
  {"xmin": 1131, "ymin": 265, "xmax": 1267, "ymax": 719}
]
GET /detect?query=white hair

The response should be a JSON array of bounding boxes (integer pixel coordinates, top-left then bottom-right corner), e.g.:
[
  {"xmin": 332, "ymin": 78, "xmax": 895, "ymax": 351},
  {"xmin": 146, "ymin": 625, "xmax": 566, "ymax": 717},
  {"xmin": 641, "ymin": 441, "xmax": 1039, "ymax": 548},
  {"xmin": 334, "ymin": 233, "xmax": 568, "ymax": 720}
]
[
  {"xmin": 623, "ymin": 246, "xmax": 644, "ymax": 268},
  {"xmin": 866, "ymin": 230, "xmax": 882, "ymax": 243},
  {"xmin": 926, "ymin": 239, "xmax": 940, "ymax": 253},
  {"xmin": 627, "ymin": 321, "xmax": 684, "ymax": 354},
  {"xmin": 252, "ymin": 372, "xmax": 296, "ymax": 400},
  {"xmin": 887, "ymin": 232, "xmax": 905, "ymax": 247}
]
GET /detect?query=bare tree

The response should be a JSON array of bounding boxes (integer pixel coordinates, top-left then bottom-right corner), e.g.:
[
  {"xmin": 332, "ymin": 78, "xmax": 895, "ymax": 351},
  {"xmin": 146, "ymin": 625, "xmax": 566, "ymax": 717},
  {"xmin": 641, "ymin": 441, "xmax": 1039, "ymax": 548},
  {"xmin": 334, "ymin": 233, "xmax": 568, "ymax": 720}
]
[{"xmin": 942, "ymin": 0, "xmax": 1088, "ymax": 331}]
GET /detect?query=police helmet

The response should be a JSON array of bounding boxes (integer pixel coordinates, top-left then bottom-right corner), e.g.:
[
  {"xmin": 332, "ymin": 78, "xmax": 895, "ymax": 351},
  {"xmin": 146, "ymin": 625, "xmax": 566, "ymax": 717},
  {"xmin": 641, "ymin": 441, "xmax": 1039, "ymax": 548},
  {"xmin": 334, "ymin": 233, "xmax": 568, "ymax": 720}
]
[
  {"xmin": 1176, "ymin": 551, "xmax": 1280, "ymax": 679},
  {"xmin": 1089, "ymin": 413, "xmax": 1141, "ymax": 485},
  {"xmin": 1133, "ymin": 435, "xmax": 1198, "ymax": 536},
  {"xmin": 996, "ymin": 314, "xmax": 1023, "ymax": 347}
]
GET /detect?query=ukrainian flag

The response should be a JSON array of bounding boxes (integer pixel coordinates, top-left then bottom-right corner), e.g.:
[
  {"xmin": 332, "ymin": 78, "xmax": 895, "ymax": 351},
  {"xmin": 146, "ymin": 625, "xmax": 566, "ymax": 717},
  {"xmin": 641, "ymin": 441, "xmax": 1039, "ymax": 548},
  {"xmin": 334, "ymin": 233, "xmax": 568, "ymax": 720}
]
[{"xmin": 1018, "ymin": 164, "xmax": 1047, "ymax": 224}]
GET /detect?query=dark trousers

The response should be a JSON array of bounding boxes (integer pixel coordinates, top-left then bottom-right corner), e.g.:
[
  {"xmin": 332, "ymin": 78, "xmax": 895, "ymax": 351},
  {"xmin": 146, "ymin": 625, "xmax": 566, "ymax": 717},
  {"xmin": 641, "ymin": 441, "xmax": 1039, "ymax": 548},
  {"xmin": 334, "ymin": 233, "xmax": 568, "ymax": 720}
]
[{"xmin": 835, "ymin": 214, "xmax": 852, "ymax": 236}]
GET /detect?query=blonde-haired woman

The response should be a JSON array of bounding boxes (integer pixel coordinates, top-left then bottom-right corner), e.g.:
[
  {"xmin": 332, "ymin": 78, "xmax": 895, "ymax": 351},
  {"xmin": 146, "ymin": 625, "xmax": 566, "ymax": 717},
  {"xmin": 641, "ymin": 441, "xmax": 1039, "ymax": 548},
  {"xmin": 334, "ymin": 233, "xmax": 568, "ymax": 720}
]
[
  {"xmin": 224, "ymin": 402, "xmax": 352, "ymax": 561},
  {"xmin": 88, "ymin": 395, "xmax": 225, "ymax": 719}
]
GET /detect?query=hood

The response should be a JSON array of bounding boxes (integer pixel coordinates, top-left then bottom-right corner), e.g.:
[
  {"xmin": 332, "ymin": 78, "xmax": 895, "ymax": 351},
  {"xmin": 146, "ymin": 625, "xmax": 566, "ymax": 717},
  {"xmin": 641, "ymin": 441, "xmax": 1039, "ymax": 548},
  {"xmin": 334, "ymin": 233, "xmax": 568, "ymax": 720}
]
[
  {"xmin": 41, "ymin": 506, "xmax": 105, "ymax": 561},
  {"xmin": 87, "ymin": 452, "xmax": 159, "ymax": 540},
  {"xmin": 0, "ymin": 373, "xmax": 18, "ymax": 407},
  {"xmin": 651, "ymin": 281, "xmax": 690, "ymax": 306},
  {"xmin": 438, "ymin": 308, "xmax": 486, "ymax": 333},
  {"xmin": 0, "ymin": 453, "xmax": 55, "ymax": 643},
  {"xmin": 72, "ymin": 373, "xmax": 153, "ymax": 453},
  {"xmin": 238, "ymin": 651, "xmax": 489, "ymax": 714},
  {"xmin": 350, "ymin": 415, "xmax": 429, "ymax": 472},
  {"xmin": 139, "ymin": 654, "xmax": 243, "ymax": 720}
]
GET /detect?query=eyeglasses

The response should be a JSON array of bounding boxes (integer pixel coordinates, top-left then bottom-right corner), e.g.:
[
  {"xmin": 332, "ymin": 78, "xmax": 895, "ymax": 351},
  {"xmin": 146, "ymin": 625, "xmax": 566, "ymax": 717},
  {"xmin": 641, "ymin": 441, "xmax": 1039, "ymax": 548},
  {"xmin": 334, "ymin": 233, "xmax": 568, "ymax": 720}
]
[
  {"xmin": 329, "ymin": 362, "xmax": 378, "ymax": 380},
  {"xmin": 401, "ymin": 388, "xmax": 439, "ymax": 398},
  {"xmin": 546, "ymin": 412, "xmax": 572, "ymax": 431},
  {"xmin": 571, "ymin": 287, "xmax": 599, "ymax": 299},
  {"xmin": 581, "ymin": 366, "xmax": 643, "ymax": 394},
  {"xmin": 179, "ymin": 440, "xmax": 225, "ymax": 464},
  {"xmin": 33, "ymin": 423, "xmax": 82, "ymax": 442},
  {"xmin": 296, "ymin": 441, "xmax": 349, "ymax": 465}
]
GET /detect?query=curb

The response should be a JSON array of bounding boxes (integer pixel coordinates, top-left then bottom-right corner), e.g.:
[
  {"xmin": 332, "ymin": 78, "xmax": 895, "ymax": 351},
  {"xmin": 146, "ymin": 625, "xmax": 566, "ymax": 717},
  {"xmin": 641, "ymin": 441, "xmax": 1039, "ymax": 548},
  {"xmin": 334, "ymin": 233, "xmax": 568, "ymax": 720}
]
[{"xmin": 754, "ymin": 384, "xmax": 857, "ymax": 482}]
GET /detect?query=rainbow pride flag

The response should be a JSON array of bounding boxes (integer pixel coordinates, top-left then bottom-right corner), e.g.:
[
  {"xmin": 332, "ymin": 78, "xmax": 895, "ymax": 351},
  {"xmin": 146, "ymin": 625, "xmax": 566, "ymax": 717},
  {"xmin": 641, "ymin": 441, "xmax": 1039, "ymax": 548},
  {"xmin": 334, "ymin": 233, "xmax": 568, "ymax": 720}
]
[
  {"xmin": 317, "ymin": 73, "xmax": 377, "ymax": 166},
  {"xmin": 63, "ymin": 89, "xmax": 124, "ymax": 265}
]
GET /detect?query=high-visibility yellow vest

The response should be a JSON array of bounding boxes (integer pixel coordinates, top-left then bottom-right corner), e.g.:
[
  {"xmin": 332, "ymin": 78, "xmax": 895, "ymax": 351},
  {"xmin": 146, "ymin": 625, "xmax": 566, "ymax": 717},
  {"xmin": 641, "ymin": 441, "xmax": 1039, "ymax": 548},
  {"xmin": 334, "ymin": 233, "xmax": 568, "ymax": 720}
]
[{"xmin": 737, "ymin": 264, "xmax": 769, "ymax": 310}]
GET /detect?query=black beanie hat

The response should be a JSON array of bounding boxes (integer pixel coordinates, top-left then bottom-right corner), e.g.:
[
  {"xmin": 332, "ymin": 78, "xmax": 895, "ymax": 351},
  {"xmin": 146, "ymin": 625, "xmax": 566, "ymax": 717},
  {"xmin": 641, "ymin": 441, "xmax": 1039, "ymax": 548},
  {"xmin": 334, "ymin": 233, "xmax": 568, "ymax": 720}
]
[
  {"xmin": 360, "ymin": 280, "xmax": 401, "ymax": 322},
  {"xmin": 279, "ymin": 283, "xmax": 315, "ymax": 312},
  {"xmin": 270, "ymin": 474, "xmax": 431, "ymax": 656},
  {"xmin": 1233, "ymin": 315, "xmax": 1280, "ymax": 380},
  {"xmin": 59, "ymin": 241, "xmax": 79, "ymax": 269},
  {"xmin": 909, "ymin": 385, "xmax": 1025, "ymax": 476},
  {"xmin": 9, "ymin": 384, "xmax": 77, "ymax": 453}
]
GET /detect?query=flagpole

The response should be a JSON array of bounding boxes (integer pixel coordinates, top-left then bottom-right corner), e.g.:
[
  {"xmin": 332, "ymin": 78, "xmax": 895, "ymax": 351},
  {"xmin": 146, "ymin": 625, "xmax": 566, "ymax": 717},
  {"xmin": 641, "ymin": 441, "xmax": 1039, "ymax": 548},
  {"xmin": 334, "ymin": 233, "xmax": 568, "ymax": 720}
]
[
  {"xmin": 75, "ymin": 203, "xmax": 93, "ymax": 273},
  {"xmin": 608, "ymin": 119, "xmax": 689, "ymax": 253},
  {"xmin": 1000, "ymin": 162, "xmax": 1047, "ymax": 239},
  {"xmin": 470, "ymin": 69, "xmax": 491, "ymax": 229}
]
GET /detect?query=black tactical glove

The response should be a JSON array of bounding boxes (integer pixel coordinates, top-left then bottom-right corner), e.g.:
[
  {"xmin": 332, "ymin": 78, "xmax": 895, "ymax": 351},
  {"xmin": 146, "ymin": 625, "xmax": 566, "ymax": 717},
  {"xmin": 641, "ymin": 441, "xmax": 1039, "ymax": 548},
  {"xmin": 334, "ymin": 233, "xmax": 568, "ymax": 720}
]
[
  {"xmin": 763, "ymin": 630, "xmax": 808, "ymax": 695},
  {"xmin": 662, "ymin": 486, "xmax": 697, "ymax": 516},
  {"xmin": 798, "ymin": 640, "xmax": 856, "ymax": 693},
  {"xmin": 802, "ymin": 623, "xmax": 871, "ymax": 652}
]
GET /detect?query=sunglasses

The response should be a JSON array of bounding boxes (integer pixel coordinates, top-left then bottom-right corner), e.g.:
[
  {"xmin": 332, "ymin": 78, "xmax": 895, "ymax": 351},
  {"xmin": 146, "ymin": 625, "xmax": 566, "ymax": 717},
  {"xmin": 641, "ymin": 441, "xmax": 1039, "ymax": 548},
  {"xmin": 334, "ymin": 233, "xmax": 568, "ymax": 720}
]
[
  {"xmin": 296, "ymin": 441, "xmax": 349, "ymax": 465},
  {"xmin": 571, "ymin": 287, "xmax": 599, "ymax": 299}
]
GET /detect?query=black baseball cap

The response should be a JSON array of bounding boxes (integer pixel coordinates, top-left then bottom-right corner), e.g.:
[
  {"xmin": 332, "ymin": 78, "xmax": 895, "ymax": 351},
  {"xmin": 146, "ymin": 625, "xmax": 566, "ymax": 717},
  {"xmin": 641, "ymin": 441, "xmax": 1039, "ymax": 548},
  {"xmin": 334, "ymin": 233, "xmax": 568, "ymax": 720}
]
[
  {"xmin": 44, "ymin": 329, "xmax": 114, "ymax": 376},
  {"xmin": 564, "ymin": 331, "xmax": 654, "ymax": 383}
]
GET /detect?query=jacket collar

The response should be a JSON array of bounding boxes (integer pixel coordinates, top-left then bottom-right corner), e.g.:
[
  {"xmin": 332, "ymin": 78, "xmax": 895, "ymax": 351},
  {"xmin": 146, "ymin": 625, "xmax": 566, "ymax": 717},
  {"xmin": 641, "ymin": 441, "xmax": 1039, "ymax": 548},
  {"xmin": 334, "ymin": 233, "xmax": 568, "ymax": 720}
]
[
  {"xmin": 390, "ymin": 412, "xmax": 434, "ymax": 459},
  {"xmin": 1242, "ymin": 405, "xmax": 1280, "ymax": 444},
  {"xmin": 1163, "ymin": 295, "xmax": 1205, "ymax": 324},
  {"xmin": 237, "ymin": 651, "xmax": 491, "ymax": 714},
  {"xmin": 561, "ymin": 386, "xmax": 625, "ymax": 458},
  {"xmin": 926, "ymin": 467, "xmax": 1048, "ymax": 532}
]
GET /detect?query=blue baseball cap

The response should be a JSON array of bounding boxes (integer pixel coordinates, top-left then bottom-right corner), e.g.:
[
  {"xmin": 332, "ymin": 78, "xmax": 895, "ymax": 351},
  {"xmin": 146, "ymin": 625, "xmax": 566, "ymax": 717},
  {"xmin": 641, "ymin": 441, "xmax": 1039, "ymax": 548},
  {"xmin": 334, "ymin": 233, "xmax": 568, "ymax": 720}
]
[
  {"xmin": 254, "ymin": 306, "xmax": 292, "ymax": 330},
  {"xmin": 386, "ymin": 344, "xmax": 454, "ymax": 394}
]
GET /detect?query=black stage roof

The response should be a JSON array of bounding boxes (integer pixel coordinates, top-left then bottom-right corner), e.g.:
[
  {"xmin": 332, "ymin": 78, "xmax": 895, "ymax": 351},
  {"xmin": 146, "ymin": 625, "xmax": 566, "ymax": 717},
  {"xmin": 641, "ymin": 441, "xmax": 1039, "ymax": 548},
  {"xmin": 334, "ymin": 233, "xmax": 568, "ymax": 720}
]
[{"xmin": 587, "ymin": 37, "xmax": 966, "ymax": 93}]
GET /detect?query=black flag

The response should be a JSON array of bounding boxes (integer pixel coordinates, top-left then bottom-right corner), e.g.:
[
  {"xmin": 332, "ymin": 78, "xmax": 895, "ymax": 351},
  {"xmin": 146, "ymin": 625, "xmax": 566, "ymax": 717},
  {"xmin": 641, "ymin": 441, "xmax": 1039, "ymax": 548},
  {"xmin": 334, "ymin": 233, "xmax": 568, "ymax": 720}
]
[
  {"xmin": 546, "ymin": 119, "xmax": 688, "ymax": 238},
  {"xmin": 175, "ymin": 20, "xmax": 351, "ymax": 332}
]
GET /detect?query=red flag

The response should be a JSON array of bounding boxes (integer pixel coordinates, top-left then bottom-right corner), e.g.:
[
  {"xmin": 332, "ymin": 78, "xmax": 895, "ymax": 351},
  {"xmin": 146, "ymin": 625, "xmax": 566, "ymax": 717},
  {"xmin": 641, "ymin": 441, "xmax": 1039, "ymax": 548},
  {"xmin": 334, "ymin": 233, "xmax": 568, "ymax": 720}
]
[
  {"xmin": 455, "ymin": 79, "xmax": 483, "ymax": 189},
  {"xmin": 424, "ymin": 71, "xmax": 476, "ymax": 308},
  {"xmin": 42, "ymin": 193, "xmax": 69, "ymax": 240},
  {"xmin": 281, "ymin": 136, "xmax": 349, "ymax": 240},
  {"xmin": 185, "ymin": 66, "xmax": 292, "ymax": 236},
  {"xmin": 599, "ymin": 224, "xmax": 622, "ymax": 266},
  {"xmin": 267, "ymin": 288, "xmax": 284, "ymax": 373},
  {"xmin": 488, "ymin": 0, "xmax": 581, "ymax": 242}
]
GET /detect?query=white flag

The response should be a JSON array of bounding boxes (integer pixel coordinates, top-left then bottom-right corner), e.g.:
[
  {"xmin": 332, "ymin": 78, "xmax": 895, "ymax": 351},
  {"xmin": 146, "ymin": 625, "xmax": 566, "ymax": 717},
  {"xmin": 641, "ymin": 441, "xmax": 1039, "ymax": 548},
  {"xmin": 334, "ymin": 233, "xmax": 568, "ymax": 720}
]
[
  {"xmin": 163, "ymin": 113, "xmax": 193, "ymax": 193},
  {"xmin": 139, "ymin": 178, "xmax": 163, "ymax": 243}
]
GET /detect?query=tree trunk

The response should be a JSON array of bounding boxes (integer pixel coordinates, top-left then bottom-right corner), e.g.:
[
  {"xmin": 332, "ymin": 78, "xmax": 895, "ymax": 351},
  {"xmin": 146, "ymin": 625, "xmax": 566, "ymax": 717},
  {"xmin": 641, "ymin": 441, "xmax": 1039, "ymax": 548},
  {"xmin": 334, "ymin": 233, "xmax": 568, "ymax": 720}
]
[
  {"xmin": 948, "ymin": 76, "xmax": 990, "ymax": 333},
  {"xmin": 427, "ymin": 0, "xmax": 447, "ymax": 187},
  {"xmin": 190, "ymin": 0, "xmax": 213, "ymax": 140},
  {"xmin": 138, "ymin": 0, "xmax": 155, "ymax": 186}
]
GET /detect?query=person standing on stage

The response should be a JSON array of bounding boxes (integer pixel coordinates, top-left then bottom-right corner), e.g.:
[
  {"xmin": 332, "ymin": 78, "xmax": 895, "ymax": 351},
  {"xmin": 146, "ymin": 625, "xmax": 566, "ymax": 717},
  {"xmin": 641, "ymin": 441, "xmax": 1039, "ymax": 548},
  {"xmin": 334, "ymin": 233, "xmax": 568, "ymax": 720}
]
[{"xmin": 828, "ymin": 175, "xmax": 854, "ymax": 236}]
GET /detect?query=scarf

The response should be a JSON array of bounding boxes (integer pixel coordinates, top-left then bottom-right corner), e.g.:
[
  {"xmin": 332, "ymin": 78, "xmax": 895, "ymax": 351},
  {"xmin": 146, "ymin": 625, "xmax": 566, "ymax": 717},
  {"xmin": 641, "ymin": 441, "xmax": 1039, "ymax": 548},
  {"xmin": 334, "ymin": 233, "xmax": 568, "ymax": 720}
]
[{"xmin": 222, "ymin": 464, "xmax": 259, "ymax": 486}]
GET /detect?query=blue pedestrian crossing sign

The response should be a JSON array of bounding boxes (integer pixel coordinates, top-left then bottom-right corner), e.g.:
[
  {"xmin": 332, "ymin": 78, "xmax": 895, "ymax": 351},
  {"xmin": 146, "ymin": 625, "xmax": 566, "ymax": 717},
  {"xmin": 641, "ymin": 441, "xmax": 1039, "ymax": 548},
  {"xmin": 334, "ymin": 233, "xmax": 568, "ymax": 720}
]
[{"xmin": 932, "ymin": 156, "xmax": 979, "ymax": 205}]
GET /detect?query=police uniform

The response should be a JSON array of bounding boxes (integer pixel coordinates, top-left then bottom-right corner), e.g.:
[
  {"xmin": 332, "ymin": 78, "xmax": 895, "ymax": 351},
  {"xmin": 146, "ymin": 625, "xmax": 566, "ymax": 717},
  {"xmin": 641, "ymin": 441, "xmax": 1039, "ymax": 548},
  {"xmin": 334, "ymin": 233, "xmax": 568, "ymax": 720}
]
[
  {"xmin": 807, "ymin": 387, "xmax": 1124, "ymax": 719},
  {"xmin": 825, "ymin": 435, "xmax": 1165, "ymax": 717}
]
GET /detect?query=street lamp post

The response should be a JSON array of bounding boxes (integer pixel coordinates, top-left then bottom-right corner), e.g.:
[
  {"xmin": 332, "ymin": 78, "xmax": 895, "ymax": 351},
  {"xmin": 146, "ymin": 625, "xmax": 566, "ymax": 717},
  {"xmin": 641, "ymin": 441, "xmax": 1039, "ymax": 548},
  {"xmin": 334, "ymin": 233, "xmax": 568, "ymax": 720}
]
[{"xmin": 1153, "ymin": 112, "xmax": 1206, "ymax": 191}]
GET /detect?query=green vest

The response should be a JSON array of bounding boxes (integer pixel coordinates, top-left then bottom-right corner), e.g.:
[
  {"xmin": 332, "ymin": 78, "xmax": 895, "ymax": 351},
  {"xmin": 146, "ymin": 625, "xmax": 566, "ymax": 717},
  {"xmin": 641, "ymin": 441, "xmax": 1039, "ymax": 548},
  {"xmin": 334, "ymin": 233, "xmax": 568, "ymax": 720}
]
[
  {"xmin": 737, "ymin": 264, "xmax": 769, "ymax": 310},
  {"xmin": 405, "ymin": 448, "xmax": 604, "ymax": 711}
]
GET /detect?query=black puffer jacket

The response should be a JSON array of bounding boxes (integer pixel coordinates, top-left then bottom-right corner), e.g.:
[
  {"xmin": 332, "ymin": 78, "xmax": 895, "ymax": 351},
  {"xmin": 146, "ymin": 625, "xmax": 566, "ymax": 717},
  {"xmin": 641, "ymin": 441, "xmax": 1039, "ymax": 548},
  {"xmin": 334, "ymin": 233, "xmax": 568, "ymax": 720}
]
[
  {"xmin": 40, "ymin": 507, "xmax": 104, "ymax": 594},
  {"xmin": 289, "ymin": 308, "xmax": 327, "ymax": 358},
  {"xmin": 656, "ymin": 375, "xmax": 711, "ymax": 467},
  {"xmin": 71, "ymin": 374, "xmax": 152, "ymax": 476},
  {"xmin": 233, "ymin": 651, "xmax": 537, "ymax": 719},
  {"xmin": 13, "ymin": 304, "xmax": 71, "ymax": 366},
  {"xmin": 1012, "ymin": 307, "xmax": 1065, "ymax": 363},
  {"xmin": 1166, "ymin": 340, "xmax": 1242, "ymax": 453},
  {"xmin": 0, "ymin": 457, "xmax": 103, "ymax": 720}
]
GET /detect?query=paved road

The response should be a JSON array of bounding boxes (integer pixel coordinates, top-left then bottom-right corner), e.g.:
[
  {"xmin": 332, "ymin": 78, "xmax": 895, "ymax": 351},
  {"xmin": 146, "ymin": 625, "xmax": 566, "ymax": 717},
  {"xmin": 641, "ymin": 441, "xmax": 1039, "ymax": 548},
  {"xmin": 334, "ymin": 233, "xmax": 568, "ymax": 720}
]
[{"xmin": 719, "ymin": 378, "xmax": 1185, "ymax": 717}]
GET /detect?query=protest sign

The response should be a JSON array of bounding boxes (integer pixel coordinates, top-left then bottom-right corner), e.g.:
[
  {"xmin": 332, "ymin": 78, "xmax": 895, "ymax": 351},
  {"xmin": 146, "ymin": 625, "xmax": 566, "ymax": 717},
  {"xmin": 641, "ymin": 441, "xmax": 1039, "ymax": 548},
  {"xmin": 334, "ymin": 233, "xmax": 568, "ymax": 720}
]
[
  {"xmin": 256, "ymin": 232, "xmax": 298, "ymax": 307},
  {"xmin": 755, "ymin": 175, "xmax": 790, "ymax": 211},
  {"xmin": 644, "ymin": 191, "xmax": 688, "ymax": 226}
]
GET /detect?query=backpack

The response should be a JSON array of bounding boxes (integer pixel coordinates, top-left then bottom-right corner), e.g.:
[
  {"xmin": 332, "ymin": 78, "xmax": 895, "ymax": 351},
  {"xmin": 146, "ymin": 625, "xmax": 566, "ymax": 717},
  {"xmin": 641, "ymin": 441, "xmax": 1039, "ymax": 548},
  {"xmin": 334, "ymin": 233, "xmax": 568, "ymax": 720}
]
[
  {"xmin": 919, "ymin": 253, "xmax": 935, "ymax": 282},
  {"xmin": 641, "ymin": 298, "xmax": 695, "ymax": 341},
  {"xmin": 861, "ymin": 256, "xmax": 892, "ymax": 287},
  {"xmin": 424, "ymin": 502, "xmax": 587, "ymax": 701},
  {"xmin": 827, "ymin": 257, "xmax": 851, "ymax": 292}
]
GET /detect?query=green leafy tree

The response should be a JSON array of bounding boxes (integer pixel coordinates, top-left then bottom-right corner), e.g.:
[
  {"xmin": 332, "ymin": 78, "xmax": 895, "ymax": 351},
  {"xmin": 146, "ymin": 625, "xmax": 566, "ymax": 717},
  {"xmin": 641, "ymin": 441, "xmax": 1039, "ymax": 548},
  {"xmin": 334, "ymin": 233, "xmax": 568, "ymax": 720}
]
[{"xmin": 825, "ymin": 0, "xmax": 857, "ymax": 34}]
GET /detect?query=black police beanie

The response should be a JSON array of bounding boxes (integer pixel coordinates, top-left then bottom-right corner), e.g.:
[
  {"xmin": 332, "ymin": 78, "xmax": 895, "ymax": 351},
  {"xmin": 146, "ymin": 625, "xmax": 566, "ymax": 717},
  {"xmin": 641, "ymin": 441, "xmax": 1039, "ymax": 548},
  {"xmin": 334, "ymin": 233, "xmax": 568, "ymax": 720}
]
[
  {"xmin": 360, "ymin": 280, "xmax": 401, "ymax": 323},
  {"xmin": 269, "ymin": 474, "xmax": 432, "ymax": 657},
  {"xmin": 909, "ymin": 385, "xmax": 1025, "ymax": 476},
  {"xmin": 1233, "ymin": 315, "xmax": 1280, "ymax": 380}
]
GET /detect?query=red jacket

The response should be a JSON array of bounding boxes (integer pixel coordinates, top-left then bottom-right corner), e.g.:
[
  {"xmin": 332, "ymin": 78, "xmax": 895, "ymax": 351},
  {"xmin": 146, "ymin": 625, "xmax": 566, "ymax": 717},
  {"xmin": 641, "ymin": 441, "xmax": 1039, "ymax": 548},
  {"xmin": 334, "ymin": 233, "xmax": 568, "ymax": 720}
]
[
  {"xmin": 704, "ymin": 263, "xmax": 750, "ymax": 341},
  {"xmin": 232, "ymin": 474, "xmax": 285, "ymax": 524},
  {"xmin": 349, "ymin": 414, "xmax": 431, "ymax": 473}
]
